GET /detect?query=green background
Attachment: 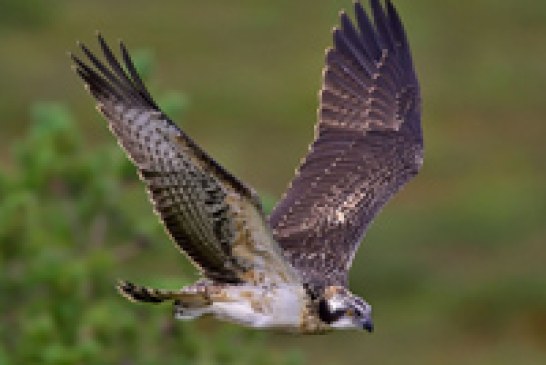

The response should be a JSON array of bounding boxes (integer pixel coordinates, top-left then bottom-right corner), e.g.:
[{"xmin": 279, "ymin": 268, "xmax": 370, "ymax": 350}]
[{"xmin": 1, "ymin": 0, "xmax": 545, "ymax": 364}]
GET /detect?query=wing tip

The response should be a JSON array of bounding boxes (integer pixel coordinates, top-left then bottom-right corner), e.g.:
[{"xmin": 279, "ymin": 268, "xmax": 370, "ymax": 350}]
[
  {"xmin": 70, "ymin": 32, "xmax": 157, "ymax": 108},
  {"xmin": 333, "ymin": 0, "xmax": 416, "ymax": 73},
  {"xmin": 96, "ymin": 30, "xmax": 106, "ymax": 45}
]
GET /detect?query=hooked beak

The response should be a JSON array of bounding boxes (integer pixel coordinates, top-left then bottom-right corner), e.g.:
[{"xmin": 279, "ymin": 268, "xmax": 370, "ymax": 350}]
[{"xmin": 362, "ymin": 317, "xmax": 374, "ymax": 333}]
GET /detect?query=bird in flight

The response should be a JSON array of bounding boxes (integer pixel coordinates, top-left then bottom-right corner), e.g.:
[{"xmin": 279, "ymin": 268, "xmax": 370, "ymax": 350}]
[{"xmin": 70, "ymin": 0, "xmax": 422, "ymax": 334}]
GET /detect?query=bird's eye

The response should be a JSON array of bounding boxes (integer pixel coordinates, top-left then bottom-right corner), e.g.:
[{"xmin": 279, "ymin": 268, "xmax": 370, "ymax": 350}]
[
  {"xmin": 346, "ymin": 308, "xmax": 355, "ymax": 316},
  {"xmin": 318, "ymin": 299, "xmax": 346, "ymax": 324}
]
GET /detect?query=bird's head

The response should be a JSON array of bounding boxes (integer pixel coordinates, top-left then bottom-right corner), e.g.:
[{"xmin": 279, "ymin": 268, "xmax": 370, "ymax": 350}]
[{"xmin": 318, "ymin": 286, "xmax": 373, "ymax": 332}]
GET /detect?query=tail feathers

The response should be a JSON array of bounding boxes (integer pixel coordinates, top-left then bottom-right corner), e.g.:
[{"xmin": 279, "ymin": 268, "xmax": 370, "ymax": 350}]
[
  {"xmin": 116, "ymin": 280, "xmax": 212, "ymax": 306},
  {"xmin": 117, "ymin": 280, "xmax": 178, "ymax": 304}
]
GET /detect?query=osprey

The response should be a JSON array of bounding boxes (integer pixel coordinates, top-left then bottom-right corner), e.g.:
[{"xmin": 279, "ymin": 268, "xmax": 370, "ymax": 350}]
[{"xmin": 71, "ymin": 0, "xmax": 422, "ymax": 334}]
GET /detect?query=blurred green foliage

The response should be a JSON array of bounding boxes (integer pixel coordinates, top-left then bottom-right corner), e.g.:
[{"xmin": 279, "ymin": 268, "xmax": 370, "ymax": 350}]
[{"xmin": 0, "ymin": 101, "xmax": 300, "ymax": 364}]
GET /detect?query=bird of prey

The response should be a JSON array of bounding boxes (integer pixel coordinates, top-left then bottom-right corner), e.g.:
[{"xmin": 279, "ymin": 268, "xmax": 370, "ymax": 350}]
[{"xmin": 70, "ymin": 0, "xmax": 422, "ymax": 334}]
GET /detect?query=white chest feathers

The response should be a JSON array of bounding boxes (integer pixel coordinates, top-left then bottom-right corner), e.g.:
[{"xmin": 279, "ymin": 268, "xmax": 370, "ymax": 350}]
[{"xmin": 174, "ymin": 284, "xmax": 308, "ymax": 330}]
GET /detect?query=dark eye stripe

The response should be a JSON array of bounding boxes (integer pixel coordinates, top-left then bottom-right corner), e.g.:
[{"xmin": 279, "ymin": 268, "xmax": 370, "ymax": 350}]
[{"xmin": 318, "ymin": 299, "xmax": 346, "ymax": 324}]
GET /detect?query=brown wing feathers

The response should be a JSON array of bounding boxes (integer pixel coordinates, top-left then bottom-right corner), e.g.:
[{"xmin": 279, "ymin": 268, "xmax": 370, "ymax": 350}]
[
  {"xmin": 71, "ymin": 0, "xmax": 420, "ymax": 290},
  {"xmin": 269, "ymin": 0, "xmax": 422, "ymax": 287},
  {"xmin": 71, "ymin": 34, "xmax": 261, "ymax": 283}
]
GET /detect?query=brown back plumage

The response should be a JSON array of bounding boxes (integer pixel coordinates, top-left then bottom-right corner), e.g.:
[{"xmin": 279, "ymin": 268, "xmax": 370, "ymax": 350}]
[{"xmin": 269, "ymin": 0, "xmax": 423, "ymax": 287}]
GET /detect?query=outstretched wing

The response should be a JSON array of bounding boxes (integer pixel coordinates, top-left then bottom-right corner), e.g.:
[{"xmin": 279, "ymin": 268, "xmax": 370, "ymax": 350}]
[
  {"xmin": 71, "ymin": 35, "xmax": 297, "ymax": 284},
  {"xmin": 269, "ymin": 0, "xmax": 423, "ymax": 287}
]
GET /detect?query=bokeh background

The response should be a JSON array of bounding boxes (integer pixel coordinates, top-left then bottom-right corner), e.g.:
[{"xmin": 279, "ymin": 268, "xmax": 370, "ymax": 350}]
[{"xmin": 1, "ymin": 0, "xmax": 546, "ymax": 364}]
